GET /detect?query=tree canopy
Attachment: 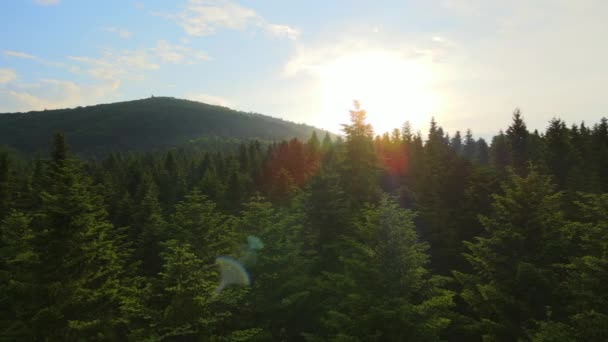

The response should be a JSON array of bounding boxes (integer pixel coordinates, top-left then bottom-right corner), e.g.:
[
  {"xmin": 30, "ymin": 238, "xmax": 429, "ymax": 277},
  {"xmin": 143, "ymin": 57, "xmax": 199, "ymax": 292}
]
[{"xmin": 1, "ymin": 103, "xmax": 608, "ymax": 340}]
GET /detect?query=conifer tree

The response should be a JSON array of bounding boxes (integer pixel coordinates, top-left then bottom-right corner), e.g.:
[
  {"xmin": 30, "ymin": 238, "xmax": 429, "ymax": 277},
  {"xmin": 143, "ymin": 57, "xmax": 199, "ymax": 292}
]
[
  {"xmin": 340, "ymin": 101, "xmax": 379, "ymax": 206},
  {"xmin": 490, "ymin": 130, "xmax": 510, "ymax": 171},
  {"xmin": 0, "ymin": 153, "xmax": 12, "ymax": 220},
  {"xmin": 592, "ymin": 118, "xmax": 608, "ymax": 192},
  {"xmin": 142, "ymin": 189, "xmax": 240, "ymax": 340},
  {"xmin": 414, "ymin": 117, "xmax": 461, "ymax": 272},
  {"xmin": 29, "ymin": 133, "xmax": 130, "ymax": 340},
  {"xmin": 476, "ymin": 138, "xmax": 489, "ymax": 165},
  {"xmin": 132, "ymin": 173, "xmax": 166, "ymax": 277},
  {"xmin": 316, "ymin": 196, "xmax": 453, "ymax": 341},
  {"xmin": 236, "ymin": 196, "xmax": 312, "ymax": 340},
  {"xmin": 455, "ymin": 168, "xmax": 571, "ymax": 340},
  {"xmin": 544, "ymin": 118, "xmax": 575, "ymax": 189},
  {"xmin": 462, "ymin": 129, "xmax": 476, "ymax": 161},
  {"xmin": 506, "ymin": 109, "xmax": 530, "ymax": 174},
  {"xmin": 308, "ymin": 131, "xmax": 321, "ymax": 155},
  {"xmin": 0, "ymin": 211, "xmax": 38, "ymax": 339},
  {"xmin": 450, "ymin": 130, "xmax": 463, "ymax": 155}
]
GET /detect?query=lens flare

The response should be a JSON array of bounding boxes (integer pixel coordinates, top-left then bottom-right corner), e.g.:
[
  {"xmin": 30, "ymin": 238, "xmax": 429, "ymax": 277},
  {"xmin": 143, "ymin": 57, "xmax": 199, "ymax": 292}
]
[
  {"xmin": 247, "ymin": 235, "xmax": 264, "ymax": 250},
  {"xmin": 215, "ymin": 256, "xmax": 250, "ymax": 294},
  {"xmin": 215, "ymin": 236, "xmax": 264, "ymax": 293}
]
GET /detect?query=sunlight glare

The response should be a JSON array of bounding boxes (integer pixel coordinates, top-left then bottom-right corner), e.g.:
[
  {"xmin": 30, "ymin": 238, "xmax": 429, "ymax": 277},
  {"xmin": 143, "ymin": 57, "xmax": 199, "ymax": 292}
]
[{"xmin": 317, "ymin": 51, "xmax": 438, "ymax": 134}]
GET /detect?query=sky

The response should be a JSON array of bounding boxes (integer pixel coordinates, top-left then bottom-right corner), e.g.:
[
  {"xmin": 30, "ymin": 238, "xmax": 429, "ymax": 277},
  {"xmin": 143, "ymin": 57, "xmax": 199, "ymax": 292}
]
[{"xmin": 1, "ymin": 0, "xmax": 607, "ymax": 137}]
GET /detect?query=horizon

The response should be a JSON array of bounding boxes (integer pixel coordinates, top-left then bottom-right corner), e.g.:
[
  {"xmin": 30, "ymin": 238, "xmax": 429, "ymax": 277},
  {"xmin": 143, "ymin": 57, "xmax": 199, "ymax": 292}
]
[{"xmin": 1, "ymin": 0, "xmax": 607, "ymax": 137}]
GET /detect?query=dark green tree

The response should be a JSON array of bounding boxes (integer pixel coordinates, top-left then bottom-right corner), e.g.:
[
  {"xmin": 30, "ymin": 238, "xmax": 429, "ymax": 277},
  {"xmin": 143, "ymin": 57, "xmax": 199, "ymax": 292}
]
[
  {"xmin": 450, "ymin": 130, "xmax": 463, "ymax": 155},
  {"xmin": 132, "ymin": 173, "xmax": 166, "ymax": 277},
  {"xmin": 340, "ymin": 101, "xmax": 379, "ymax": 206},
  {"xmin": 139, "ymin": 189, "xmax": 240, "ymax": 340},
  {"xmin": 506, "ymin": 108, "xmax": 529, "ymax": 174},
  {"xmin": 0, "ymin": 211, "xmax": 38, "ymax": 339},
  {"xmin": 0, "ymin": 153, "xmax": 13, "ymax": 220},
  {"xmin": 531, "ymin": 193, "xmax": 608, "ymax": 341},
  {"xmin": 235, "ymin": 196, "xmax": 312, "ymax": 340},
  {"xmin": 455, "ymin": 168, "xmax": 571, "ymax": 341},
  {"xmin": 29, "ymin": 133, "xmax": 131, "ymax": 340},
  {"xmin": 315, "ymin": 197, "xmax": 454, "ymax": 341},
  {"xmin": 490, "ymin": 130, "xmax": 510, "ymax": 171},
  {"xmin": 462, "ymin": 129, "xmax": 476, "ymax": 161}
]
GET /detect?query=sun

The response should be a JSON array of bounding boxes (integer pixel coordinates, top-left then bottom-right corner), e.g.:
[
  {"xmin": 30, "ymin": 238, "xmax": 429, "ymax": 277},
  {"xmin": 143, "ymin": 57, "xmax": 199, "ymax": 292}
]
[{"xmin": 317, "ymin": 50, "xmax": 438, "ymax": 135}]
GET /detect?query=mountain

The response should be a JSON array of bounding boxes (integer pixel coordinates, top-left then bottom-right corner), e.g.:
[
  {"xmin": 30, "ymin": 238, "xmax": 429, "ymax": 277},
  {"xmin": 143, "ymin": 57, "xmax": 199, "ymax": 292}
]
[{"xmin": 0, "ymin": 97, "xmax": 329, "ymax": 156}]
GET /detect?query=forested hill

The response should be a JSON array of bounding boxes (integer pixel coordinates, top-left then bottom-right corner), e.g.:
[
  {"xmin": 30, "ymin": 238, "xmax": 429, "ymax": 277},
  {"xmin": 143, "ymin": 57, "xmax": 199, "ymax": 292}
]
[{"xmin": 0, "ymin": 97, "xmax": 327, "ymax": 155}]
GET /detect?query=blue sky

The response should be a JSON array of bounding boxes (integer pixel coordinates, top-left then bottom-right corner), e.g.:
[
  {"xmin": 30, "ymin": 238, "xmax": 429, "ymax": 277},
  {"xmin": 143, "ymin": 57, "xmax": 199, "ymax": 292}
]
[{"xmin": 1, "ymin": 0, "xmax": 607, "ymax": 137}]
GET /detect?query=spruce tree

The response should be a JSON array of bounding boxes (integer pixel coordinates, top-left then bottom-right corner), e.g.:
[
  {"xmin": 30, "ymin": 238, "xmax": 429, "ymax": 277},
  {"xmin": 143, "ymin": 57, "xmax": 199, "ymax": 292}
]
[
  {"xmin": 490, "ymin": 130, "xmax": 510, "ymax": 171},
  {"xmin": 142, "ymin": 189, "xmax": 240, "ymax": 340},
  {"xmin": 0, "ymin": 153, "xmax": 12, "ymax": 220},
  {"xmin": 544, "ymin": 118, "xmax": 575, "ymax": 189},
  {"xmin": 340, "ymin": 101, "xmax": 379, "ymax": 207},
  {"xmin": 531, "ymin": 193, "xmax": 608, "ymax": 341},
  {"xmin": 29, "ymin": 133, "xmax": 130, "ymax": 340},
  {"xmin": 476, "ymin": 138, "xmax": 489, "ymax": 164},
  {"xmin": 237, "ymin": 196, "xmax": 312, "ymax": 340},
  {"xmin": 450, "ymin": 130, "xmax": 463, "ymax": 155},
  {"xmin": 0, "ymin": 211, "xmax": 38, "ymax": 339},
  {"xmin": 506, "ymin": 109, "xmax": 529, "ymax": 174},
  {"xmin": 455, "ymin": 168, "xmax": 571, "ymax": 340},
  {"xmin": 132, "ymin": 173, "xmax": 166, "ymax": 277},
  {"xmin": 316, "ymin": 196, "xmax": 453, "ymax": 341},
  {"xmin": 462, "ymin": 129, "xmax": 476, "ymax": 161}
]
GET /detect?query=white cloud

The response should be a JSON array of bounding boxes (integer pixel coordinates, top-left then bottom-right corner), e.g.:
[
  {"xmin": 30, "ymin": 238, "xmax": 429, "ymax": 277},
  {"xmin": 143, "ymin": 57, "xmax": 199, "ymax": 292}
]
[
  {"xmin": 104, "ymin": 27, "xmax": 133, "ymax": 39},
  {"xmin": 186, "ymin": 93, "xmax": 233, "ymax": 107},
  {"xmin": 68, "ymin": 52, "xmax": 154, "ymax": 83},
  {"xmin": 1, "ymin": 39, "xmax": 207, "ymax": 113},
  {"xmin": 68, "ymin": 55, "xmax": 120, "ymax": 81},
  {"xmin": 175, "ymin": 0, "xmax": 257, "ymax": 35},
  {"xmin": 3, "ymin": 50, "xmax": 36, "ymax": 59},
  {"xmin": 68, "ymin": 40, "xmax": 207, "ymax": 84},
  {"xmin": 283, "ymin": 39, "xmax": 440, "ymax": 78},
  {"xmin": 3, "ymin": 78, "xmax": 120, "ymax": 112},
  {"xmin": 33, "ymin": 0, "xmax": 59, "ymax": 6},
  {"xmin": 165, "ymin": 0, "xmax": 299, "ymax": 39},
  {"xmin": 114, "ymin": 50, "xmax": 160, "ymax": 70},
  {"xmin": 153, "ymin": 40, "xmax": 208, "ymax": 64},
  {"xmin": 0, "ymin": 69, "xmax": 17, "ymax": 83},
  {"xmin": 266, "ymin": 24, "xmax": 300, "ymax": 40},
  {"xmin": 283, "ymin": 42, "xmax": 363, "ymax": 77},
  {"xmin": 3, "ymin": 50, "xmax": 67, "ymax": 68}
]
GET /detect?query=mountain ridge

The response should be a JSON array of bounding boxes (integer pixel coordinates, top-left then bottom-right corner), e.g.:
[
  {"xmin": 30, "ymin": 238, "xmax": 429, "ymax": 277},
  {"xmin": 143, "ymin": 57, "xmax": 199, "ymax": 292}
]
[{"xmin": 0, "ymin": 96, "xmax": 330, "ymax": 155}]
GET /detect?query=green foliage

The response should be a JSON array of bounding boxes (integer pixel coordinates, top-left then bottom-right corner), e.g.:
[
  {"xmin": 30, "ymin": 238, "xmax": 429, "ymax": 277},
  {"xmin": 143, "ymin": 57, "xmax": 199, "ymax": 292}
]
[
  {"xmin": 340, "ymin": 101, "xmax": 379, "ymax": 206},
  {"xmin": 0, "ymin": 152, "xmax": 13, "ymax": 220},
  {"xmin": 527, "ymin": 193, "xmax": 608, "ymax": 341},
  {"xmin": 20, "ymin": 134, "xmax": 132, "ymax": 340},
  {"xmin": 132, "ymin": 173, "xmax": 166, "ymax": 277},
  {"xmin": 314, "ymin": 196, "xmax": 453, "ymax": 341},
  {"xmin": 0, "ymin": 211, "xmax": 38, "ymax": 339},
  {"xmin": 506, "ymin": 108, "xmax": 529, "ymax": 174},
  {"xmin": 455, "ymin": 168, "xmax": 571, "ymax": 340},
  {"xmin": 1, "ymin": 104, "xmax": 608, "ymax": 341},
  {"xmin": 235, "ymin": 196, "xmax": 312, "ymax": 340}
]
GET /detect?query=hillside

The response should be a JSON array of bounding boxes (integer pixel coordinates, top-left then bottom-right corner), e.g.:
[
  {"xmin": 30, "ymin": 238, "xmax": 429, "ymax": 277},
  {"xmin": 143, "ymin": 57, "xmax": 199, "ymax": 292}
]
[{"xmin": 0, "ymin": 97, "xmax": 328, "ymax": 155}]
